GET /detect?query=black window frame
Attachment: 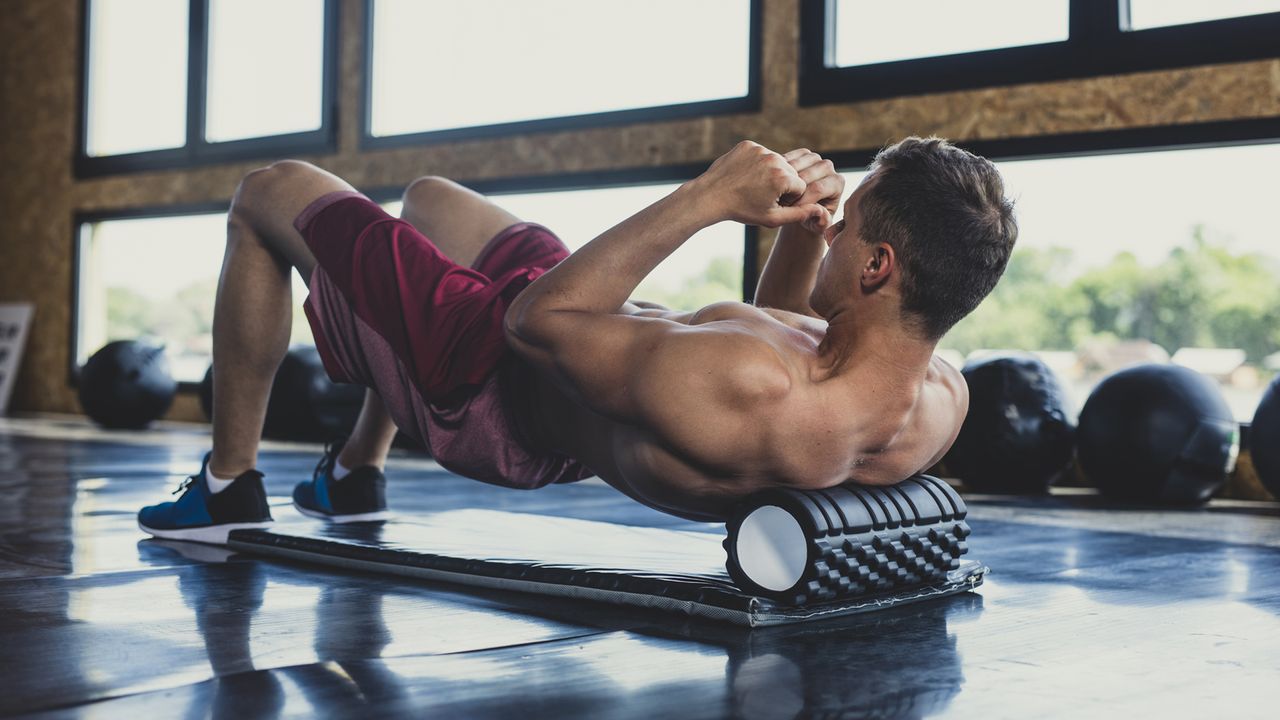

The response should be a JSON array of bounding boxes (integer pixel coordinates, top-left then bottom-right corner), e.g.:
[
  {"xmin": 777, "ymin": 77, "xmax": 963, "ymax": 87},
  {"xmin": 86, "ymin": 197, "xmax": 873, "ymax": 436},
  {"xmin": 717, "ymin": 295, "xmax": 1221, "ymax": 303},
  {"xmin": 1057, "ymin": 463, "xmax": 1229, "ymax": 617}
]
[
  {"xmin": 75, "ymin": 0, "xmax": 341, "ymax": 178},
  {"xmin": 359, "ymin": 0, "xmax": 764, "ymax": 150},
  {"xmin": 800, "ymin": 0, "xmax": 1280, "ymax": 105}
]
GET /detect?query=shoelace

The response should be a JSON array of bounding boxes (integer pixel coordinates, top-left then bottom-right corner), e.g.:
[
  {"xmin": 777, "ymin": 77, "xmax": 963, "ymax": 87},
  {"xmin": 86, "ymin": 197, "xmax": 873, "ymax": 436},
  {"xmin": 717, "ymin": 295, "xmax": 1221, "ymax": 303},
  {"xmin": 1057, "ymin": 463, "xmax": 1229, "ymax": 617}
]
[
  {"xmin": 172, "ymin": 474, "xmax": 197, "ymax": 496},
  {"xmin": 312, "ymin": 437, "xmax": 347, "ymax": 482}
]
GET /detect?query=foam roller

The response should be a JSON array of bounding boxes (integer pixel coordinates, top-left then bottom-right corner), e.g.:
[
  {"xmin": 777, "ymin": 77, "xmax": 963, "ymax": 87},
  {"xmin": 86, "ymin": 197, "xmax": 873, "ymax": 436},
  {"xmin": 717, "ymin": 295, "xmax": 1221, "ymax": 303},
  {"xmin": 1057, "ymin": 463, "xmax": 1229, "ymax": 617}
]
[{"xmin": 724, "ymin": 475, "xmax": 971, "ymax": 605}]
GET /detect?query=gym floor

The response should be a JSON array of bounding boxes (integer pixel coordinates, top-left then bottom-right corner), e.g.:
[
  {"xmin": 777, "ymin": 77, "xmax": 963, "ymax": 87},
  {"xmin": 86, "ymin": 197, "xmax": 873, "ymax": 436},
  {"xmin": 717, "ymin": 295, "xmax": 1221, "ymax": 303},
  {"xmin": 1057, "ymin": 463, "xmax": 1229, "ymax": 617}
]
[{"xmin": 2, "ymin": 417, "xmax": 1277, "ymax": 719}]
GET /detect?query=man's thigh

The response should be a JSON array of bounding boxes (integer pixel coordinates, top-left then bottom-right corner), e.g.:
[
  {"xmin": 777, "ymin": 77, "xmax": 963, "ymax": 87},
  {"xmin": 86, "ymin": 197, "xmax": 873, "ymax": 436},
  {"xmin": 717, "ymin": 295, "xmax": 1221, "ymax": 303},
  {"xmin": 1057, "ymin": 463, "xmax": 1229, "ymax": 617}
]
[{"xmin": 399, "ymin": 177, "xmax": 522, "ymax": 268}]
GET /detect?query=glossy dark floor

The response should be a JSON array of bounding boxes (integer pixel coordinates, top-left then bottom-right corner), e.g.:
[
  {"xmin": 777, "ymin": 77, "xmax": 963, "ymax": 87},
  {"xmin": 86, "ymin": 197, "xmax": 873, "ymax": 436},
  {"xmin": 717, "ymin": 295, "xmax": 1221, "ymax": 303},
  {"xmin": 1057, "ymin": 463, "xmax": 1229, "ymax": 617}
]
[{"xmin": 2, "ymin": 418, "xmax": 1278, "ymax": 719}]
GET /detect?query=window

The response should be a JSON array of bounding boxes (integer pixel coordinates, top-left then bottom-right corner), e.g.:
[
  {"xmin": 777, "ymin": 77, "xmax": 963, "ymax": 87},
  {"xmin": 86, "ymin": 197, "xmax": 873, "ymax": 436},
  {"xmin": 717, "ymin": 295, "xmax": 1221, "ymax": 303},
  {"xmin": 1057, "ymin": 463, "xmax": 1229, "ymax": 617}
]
[
  {"xmin": 1126, "ymin": 0, "xmax": 1280, "ymax": 30},
  {"xmin": 366, "ymin": 0, "xmax": 759, "ymax": 144},
  {"xmin": 382, "ymin": 182, "xmax": 749, "ymax": 309},
  {"xmin": 833, "ymin": 142, "xmax": 1280, "ymax": 419},
  {"xmin": 74, "ymin": 211, "xmax": 313, "ymax": 384},
  {"xmin": 204, "ymin": 0, "xmax": 327, "ymax": 142},
  {"xmin": 84, "ymin": 0, "xmax": 188, "ymax": 156},
  {"xmin": 832, "ymin": 0, "xmax": 1068, "ymax": 67},
  {"xmin": 79, "ymin": 0, "xmax": 337, "ymax": 175},
  {"xmin": 800, "ymin": 0, "xmax": 1280, "ymax": 104}
]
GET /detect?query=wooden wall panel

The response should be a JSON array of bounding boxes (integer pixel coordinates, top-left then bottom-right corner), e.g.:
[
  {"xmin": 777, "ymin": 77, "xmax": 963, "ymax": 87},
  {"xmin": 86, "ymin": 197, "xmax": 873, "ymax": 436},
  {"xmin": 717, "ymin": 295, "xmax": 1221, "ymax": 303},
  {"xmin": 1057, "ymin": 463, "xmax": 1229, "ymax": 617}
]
[{"xmin": 1, "ymin": 0, "xmax": 1277, "ymax": 420}]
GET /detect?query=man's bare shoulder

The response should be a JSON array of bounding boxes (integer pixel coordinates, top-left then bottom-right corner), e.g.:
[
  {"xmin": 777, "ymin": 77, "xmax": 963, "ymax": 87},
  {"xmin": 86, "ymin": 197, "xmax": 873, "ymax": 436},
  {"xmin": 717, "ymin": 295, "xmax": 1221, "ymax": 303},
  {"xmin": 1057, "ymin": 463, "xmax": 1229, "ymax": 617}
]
[
  {"xmin": 927, "ymin": 354, "xmax": 969, "ymax": 413},
  {"xmin": 636, "ymin": 318, "xmax": 794, "ymax": 405}
]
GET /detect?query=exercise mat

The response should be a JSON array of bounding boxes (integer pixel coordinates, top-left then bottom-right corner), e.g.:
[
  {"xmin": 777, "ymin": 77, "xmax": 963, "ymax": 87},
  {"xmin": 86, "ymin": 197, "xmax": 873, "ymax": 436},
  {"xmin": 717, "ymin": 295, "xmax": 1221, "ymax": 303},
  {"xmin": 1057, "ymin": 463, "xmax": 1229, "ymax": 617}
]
[{"xmin": 229, "ymin": 510, "xmax": 985, "ymax": 627}]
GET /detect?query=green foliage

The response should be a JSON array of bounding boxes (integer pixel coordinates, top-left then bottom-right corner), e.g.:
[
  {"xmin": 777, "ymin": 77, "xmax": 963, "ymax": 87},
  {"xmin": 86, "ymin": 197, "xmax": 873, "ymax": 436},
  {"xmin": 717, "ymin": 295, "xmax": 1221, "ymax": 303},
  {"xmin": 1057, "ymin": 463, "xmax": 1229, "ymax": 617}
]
[
  {"xmin": 106, "ymin": 278, "xmax": 216, "ymax": 353},
  {"xmin": 639, "ymin": 256, "xmax": 743, "ymax": 310},
  {"xmin": 941, "ymin": 228, "xmax": 1280, "ymax": 362},
  {"xmin": 105, "ymin": 276, "xmax": 318, "ymax": 357}
]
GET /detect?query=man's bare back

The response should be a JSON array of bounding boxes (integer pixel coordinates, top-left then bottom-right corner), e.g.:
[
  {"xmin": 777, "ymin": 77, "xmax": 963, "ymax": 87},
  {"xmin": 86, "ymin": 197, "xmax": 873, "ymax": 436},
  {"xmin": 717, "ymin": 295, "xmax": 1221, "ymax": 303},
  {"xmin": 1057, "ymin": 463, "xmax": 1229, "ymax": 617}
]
[
  {"xmin": 519, "ymin": 299, "xmax": 967, "ymax": 520},
  {"xmin": 504, "ymin": 142, "xmax": 980, "ymax": 520}
]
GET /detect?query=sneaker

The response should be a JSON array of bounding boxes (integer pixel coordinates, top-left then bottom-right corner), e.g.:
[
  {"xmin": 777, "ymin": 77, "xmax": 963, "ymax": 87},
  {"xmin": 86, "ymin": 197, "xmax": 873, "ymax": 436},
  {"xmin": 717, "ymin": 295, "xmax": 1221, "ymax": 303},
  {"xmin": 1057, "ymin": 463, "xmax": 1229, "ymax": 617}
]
[
  {"xmin": 292, "ymin": 439, "xmax": 390, "ymax": 523},
  {"xmin": 138, "ymin": 453, "xmax": 273, "ymax": 544}
]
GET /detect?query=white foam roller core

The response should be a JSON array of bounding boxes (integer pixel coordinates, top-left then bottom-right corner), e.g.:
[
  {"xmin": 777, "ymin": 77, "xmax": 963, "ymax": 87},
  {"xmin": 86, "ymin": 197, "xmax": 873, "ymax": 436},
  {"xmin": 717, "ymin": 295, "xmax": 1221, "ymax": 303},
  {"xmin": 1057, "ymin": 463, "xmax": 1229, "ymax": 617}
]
[{"xmin": 734, "ymin": 505, "xmax": 807, "ymax": 592}]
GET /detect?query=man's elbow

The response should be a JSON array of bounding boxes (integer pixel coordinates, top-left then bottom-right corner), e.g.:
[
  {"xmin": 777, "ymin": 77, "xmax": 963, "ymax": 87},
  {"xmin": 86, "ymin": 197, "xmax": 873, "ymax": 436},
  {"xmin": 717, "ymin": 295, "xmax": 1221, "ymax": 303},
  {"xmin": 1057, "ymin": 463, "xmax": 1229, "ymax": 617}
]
[
  {"xmin": 502, "ymin": 301, "xmax": 528, "ymax": 345},
  {"xmin": 503, "ymin": 298, "xmax": 567, "ymax": 354}
]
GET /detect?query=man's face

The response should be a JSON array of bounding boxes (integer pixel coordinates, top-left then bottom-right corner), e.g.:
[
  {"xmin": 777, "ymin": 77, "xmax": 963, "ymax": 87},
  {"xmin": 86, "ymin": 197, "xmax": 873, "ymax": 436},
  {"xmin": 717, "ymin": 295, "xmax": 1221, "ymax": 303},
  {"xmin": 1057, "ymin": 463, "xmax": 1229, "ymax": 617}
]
[{"xmin": 809, "ymin": 172, "xmax": 878, "ymax": 316}]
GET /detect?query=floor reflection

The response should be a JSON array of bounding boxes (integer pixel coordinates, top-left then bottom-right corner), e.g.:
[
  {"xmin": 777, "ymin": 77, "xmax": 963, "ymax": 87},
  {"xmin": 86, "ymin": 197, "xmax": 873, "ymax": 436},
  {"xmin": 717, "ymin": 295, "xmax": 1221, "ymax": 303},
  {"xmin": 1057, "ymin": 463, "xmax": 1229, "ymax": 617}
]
[
  {"xmin": 708, "ymin": 595, "xmax": 980, "ymax": 720},
  {"xmin": 141, "ymin": 537, "xmax": 411, "ymax": 718},
  {"xmin": 3, "ymin": 425, "xmax": 1279, "ymax": 718}
]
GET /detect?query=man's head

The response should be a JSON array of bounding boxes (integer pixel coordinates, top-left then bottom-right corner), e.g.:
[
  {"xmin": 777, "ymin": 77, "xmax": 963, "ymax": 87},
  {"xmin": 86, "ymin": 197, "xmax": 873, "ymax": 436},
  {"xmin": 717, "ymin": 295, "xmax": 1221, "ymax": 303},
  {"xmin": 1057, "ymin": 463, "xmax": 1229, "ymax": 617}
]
[{"xmin": 809, "ymin": 137, "xmax": 1017, "ymax": 340}]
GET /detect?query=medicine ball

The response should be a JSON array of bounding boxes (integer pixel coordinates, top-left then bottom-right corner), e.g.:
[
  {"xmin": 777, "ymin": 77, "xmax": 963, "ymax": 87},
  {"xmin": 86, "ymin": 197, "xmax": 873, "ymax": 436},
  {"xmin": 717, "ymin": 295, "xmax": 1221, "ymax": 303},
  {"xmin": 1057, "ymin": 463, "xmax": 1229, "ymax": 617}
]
[
  {"xmin": 1077, "ymin": 364, "xmax": 1238, "ymax": 505},
  {"xmin": 944, "ymin": 353, "xmax": 1076, "ymax": 493},
  {"xmin": 78, "ymin": 340, "xmax": 176, "ymax": 429},
  {"xmin": 264, "ymin": 346, "xmax": 360, "ymax": 440},
  {"xmin": 197, "ymin": 348, "xmax": 361, "ymax": 440},
  {"xmin": 198, "ymin": 364, "xmax": 214, "ymax": 420},
  {"xmin": 1250, "ymin": 375, "xmax": 1280, "ymax": 499}
]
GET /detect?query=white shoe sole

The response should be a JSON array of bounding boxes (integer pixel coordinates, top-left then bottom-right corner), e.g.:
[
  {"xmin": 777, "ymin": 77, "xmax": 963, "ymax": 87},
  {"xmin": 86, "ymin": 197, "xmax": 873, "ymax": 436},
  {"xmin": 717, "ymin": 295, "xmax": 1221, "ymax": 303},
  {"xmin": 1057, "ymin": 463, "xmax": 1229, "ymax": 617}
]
[
  {"xmin": 293, "ymin": 501, "xmax": 390, "ymax": 524},
  {"xmin": 137, "ymin": 519, "xmax": 273, "ymax": 545}
]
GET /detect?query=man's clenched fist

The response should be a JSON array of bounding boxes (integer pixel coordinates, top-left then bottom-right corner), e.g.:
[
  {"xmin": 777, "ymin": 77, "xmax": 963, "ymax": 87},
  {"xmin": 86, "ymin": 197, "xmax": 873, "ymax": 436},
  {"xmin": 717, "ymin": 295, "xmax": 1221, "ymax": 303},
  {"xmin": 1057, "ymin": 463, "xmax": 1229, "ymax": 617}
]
[{"xmin": 689, "ymin": 141, "xmax": 832, "ymax": 229}]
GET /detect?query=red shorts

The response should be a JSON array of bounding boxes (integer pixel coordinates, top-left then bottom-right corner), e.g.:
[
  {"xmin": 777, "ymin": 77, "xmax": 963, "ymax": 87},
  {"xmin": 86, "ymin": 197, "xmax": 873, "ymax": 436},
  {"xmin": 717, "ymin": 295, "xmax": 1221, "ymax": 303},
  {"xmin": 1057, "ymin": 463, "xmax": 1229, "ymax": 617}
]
[{"xmin": 297, "ymin": 191, "xmax": 592, "ymax": 489}]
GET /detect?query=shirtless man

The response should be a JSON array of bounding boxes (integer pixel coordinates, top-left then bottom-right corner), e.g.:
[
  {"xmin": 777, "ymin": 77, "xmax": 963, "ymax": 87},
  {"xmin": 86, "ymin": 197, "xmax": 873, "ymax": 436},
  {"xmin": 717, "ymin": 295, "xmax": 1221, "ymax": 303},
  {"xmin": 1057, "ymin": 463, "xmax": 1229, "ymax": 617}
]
[{"xmin": 138, "ymin": 137, "xmax": 1016, "ymax": 541}]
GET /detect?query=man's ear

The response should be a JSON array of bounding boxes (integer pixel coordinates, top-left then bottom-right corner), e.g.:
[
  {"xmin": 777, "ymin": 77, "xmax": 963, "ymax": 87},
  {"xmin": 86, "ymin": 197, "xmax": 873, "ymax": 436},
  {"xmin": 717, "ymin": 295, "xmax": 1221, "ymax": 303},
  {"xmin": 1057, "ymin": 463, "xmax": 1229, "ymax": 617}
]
[{"xmin": 860, "ymin": 243, "xmax": 894, "ymax": 291}]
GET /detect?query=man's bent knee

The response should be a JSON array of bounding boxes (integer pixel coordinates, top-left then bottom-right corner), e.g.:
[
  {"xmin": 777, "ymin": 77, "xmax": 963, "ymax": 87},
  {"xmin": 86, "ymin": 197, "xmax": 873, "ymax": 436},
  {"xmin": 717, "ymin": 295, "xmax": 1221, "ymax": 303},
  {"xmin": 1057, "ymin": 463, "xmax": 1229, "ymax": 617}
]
[
  {"xmin": 234, "ymin": 160, "xmax": 315, "ymax": 207},
  {"xmin": 401, "ymin": 175, "xmax": 466, "ymax": 214}
]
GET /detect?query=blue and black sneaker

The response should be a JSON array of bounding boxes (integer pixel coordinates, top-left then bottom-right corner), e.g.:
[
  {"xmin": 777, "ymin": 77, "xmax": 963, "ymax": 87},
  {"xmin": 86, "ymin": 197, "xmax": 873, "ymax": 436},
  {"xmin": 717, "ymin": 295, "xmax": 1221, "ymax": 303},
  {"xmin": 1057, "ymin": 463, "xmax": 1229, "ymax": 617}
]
[
  {"xmin": 138, "ymin": 453, "xmax": 273, "ymax": 544},
  {"xmin": 292, "ymin": 439, "xmax": 389, "ymax": 523}
]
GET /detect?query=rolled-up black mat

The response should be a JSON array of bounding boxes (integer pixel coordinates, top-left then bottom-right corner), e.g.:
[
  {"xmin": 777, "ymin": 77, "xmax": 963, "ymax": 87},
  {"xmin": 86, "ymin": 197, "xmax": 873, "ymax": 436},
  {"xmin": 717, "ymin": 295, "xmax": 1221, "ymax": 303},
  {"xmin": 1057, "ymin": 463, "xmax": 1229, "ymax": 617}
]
[{"xmin": 725, "ymin": 475, "xmax": 971, "ymax": 605}]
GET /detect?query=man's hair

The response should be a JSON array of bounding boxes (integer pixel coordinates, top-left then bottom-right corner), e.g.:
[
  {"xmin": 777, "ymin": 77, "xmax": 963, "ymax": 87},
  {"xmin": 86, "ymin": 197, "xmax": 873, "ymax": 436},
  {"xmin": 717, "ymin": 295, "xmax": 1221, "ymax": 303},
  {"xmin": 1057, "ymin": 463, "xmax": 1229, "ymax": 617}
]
[{"xmin": 858, "ymin": 136, "xmax": 1017, "ymax": 339}]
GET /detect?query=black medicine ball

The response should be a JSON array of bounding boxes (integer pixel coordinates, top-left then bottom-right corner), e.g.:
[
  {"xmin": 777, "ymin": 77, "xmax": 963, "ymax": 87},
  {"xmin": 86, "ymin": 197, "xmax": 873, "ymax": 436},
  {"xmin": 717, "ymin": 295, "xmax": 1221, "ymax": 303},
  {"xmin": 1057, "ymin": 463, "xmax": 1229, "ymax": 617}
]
[
  {"xmin": 200, "ymin": 346, "xmax": 361, "ymax": 441},
  {"xmin": 1249, "ymin": 375, "xmax": 1280, "ymax": 499},
  {"xmin": 78, "ymin": 339, "xmax": 176, "ymax": 429},
  {"xmin": 264, "ymin": 346, "xmax": 363, "ymax": 441},
  {"xmin": 1077, "ymin": 364, "xmax": 1238, "ymax": 505},
  {"xmin": 198, "ymin": 363, "xmax": 214, "ymax": 420},
  {"xmin": 944, "ymin": 353, "xmax": 1076, "ymax": 493}
]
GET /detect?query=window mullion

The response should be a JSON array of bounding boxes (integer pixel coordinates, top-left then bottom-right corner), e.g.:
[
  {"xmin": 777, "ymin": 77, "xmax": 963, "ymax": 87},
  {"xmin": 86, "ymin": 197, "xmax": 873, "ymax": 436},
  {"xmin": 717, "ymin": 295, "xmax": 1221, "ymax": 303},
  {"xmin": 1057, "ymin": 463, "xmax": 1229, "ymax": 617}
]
[
  {"xmin": 1116, "ymin": 0, "xmax": 1134, "ymax": 32},
  {"xmin": 1070, "ymin": 0, "xmax": 1122, "ymax": 46},
  {"xmin": 186, "ymin": 0, "xmax": 209, "ymax": 154}
]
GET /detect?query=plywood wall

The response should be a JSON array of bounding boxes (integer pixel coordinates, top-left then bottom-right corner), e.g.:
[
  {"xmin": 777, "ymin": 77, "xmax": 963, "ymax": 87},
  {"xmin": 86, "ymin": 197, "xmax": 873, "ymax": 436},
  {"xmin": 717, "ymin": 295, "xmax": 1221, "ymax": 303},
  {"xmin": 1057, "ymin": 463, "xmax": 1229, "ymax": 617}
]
[{"xmin": 1, "ymin": 0, "xmax": 1278, "ymax": 420}]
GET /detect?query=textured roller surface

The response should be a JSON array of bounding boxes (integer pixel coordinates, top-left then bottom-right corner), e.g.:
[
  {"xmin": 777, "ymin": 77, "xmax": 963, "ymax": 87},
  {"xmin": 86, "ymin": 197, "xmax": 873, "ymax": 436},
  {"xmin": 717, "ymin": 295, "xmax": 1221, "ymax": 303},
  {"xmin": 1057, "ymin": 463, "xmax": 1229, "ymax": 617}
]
[{"xmin": 725, "ymin": 475, "xmax": 972, "ymax": 604}]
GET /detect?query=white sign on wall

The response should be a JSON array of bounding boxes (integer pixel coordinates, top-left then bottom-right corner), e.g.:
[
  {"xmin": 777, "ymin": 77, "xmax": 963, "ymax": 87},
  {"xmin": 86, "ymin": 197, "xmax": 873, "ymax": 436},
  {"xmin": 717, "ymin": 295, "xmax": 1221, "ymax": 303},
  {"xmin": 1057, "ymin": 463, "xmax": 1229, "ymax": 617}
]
[{"xmin": 0, "ymin": 304, "xmax": 34, "ymax": 415}]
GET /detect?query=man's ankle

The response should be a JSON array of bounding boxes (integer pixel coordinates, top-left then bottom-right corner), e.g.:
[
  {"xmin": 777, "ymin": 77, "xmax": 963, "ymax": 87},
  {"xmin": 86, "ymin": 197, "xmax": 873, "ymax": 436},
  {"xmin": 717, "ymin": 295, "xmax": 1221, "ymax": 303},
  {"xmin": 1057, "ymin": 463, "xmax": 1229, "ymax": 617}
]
[{"xmin": 335, "ymin": 447, "xmax": 387, "ymax": 473}]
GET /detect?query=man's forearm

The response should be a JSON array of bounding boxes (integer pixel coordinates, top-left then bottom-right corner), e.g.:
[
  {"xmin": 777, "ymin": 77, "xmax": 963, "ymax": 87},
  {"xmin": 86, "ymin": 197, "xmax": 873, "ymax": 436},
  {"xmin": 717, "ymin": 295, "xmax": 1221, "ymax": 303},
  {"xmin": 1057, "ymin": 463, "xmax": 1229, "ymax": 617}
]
[
  {"xmin": 753, "ymin": 223, "xmax": 825, "ymax": 316},
  {"xmin": 507, "ymin": 182, "xmax": 716, "ymax": 330}
]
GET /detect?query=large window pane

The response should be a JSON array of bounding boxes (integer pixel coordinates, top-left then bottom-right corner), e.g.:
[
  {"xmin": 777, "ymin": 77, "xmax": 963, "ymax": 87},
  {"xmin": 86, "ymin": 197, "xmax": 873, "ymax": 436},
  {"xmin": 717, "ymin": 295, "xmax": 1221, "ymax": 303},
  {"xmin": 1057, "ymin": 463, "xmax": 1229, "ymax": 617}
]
[
  {"xmin": 76, "ymin": 214, "xmax": 312, "ymax": 383},
  {"xmin": 832, "ymin": 0, "xmax": 1068, "ymax": 67},
  {"xmin": 1128, "ymin": 0, "xmax": 1280, "ymax": 30},
  {"xmin": 384, "ymin": 184, "xmax": 746, "ymax": 309},
  {"xmin": 85, "ymin": 0, "xmax": 188, "ymax": 156},
  {"xmin": 836, "ymin": 144, "xmax": 1280, "ymax": 419},
  {"xmin": 369, "ymin": 0, "xmax": 752, "ymax": 137},
  {"xmin": 206, "ymin": 0, "xmax": 326, "ymax": 142}
]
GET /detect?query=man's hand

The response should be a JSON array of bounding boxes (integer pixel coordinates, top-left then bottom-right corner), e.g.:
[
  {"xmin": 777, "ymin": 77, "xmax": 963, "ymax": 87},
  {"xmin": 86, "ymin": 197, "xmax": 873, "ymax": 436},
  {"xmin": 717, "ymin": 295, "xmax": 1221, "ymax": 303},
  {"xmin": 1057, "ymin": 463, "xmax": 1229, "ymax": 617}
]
[
  {"xmin": 688, "ymin": 141, "xmax": 831, "ymax": 229},
  {"xmin": 782, "ymin": 149, "xmax": 844, "ymax": 235}
]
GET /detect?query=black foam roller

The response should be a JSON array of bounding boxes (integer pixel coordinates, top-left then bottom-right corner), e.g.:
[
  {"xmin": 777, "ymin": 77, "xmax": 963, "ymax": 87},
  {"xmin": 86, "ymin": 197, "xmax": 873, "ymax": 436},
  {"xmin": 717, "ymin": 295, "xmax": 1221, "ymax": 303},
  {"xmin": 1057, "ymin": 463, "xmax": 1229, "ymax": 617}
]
[{"xmin": 724, "ymin": 475, "xmax": 971, "ymax": 605}]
